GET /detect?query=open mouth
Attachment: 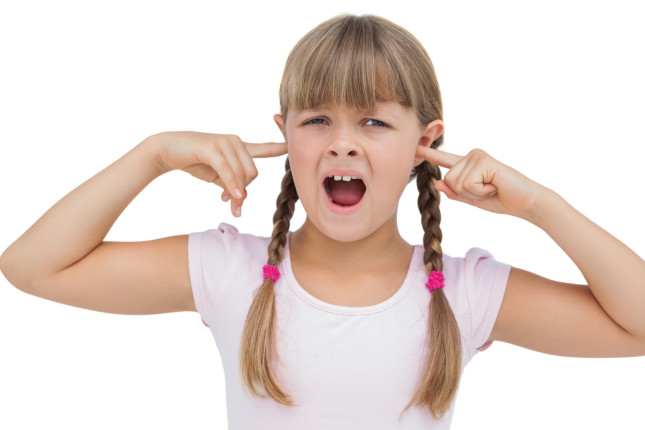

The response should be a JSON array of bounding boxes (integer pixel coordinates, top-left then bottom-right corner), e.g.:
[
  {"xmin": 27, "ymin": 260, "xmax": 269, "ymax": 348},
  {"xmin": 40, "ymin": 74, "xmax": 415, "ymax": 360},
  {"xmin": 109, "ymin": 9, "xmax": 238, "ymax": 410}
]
[{"xmin": 323, "ymin": 175, "xmax": 367, "ymax": 207}]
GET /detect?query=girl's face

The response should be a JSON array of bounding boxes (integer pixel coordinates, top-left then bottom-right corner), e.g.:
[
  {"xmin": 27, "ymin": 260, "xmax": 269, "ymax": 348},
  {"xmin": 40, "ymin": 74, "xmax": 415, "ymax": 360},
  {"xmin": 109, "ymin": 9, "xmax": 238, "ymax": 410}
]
[{"xmin": 275, "ymin": 102, "xmax": 443, "ymax": 243}]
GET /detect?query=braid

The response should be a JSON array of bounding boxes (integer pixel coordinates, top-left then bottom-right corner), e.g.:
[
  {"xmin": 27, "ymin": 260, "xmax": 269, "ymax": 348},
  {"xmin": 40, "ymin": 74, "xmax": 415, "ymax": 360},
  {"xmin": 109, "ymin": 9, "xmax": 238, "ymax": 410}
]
[
  {"xmin": 267, "ymin": 158, "xmax": 299, "ymax": 265},
  {"xmin": 416, "ymin": 160, "xmax": 444, "ymax": 273},
  {"xmin": 240, "ymin": 158, "xmax": 299, "ymax": 405},
  {"xmin": 403, "ymin": 155, "xmax": 462, "ymax": 419}
]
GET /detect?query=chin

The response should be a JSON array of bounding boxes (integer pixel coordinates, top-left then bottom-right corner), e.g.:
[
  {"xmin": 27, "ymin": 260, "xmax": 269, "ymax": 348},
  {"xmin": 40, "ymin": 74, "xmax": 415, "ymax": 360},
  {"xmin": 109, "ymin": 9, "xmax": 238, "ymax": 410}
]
[
  {"xmin": 325, "ymin": 228, "xmax": 371, "ymax": 243},
  {"xmin": 312, "ymin": 216, "xmax": 384, "ymax": 244},
  {"xmin": 300, "ymin": 191, "xmax": 399, "ymax": 243}
]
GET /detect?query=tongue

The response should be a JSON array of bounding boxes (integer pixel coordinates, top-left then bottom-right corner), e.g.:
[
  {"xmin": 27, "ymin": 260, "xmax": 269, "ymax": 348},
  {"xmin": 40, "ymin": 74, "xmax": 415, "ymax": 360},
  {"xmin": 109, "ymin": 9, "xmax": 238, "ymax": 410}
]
[{"xmin": 329, "ymin": 180, "xmax": 365, "ymax": 206}]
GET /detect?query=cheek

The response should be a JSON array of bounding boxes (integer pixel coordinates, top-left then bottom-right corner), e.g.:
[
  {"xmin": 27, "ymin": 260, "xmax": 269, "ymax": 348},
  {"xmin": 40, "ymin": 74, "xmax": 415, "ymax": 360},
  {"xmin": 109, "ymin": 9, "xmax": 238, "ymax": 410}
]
[
  {"xmin": 373, "ymin": 141, "xmax": 418, "ymax": 200},
  {"xmin": 371, "ymin": 155, "xmax": 414, "ymax": 203},
  {"xmin": 397, "ymin": 136, "xmax": 422, "ymax": 179},
  {"xmin": 288, "ymin": 142, "xmax": 318, "ymax": 198},
  {"xmin": 379, "ymin": 138, "xmax": 418, "ymax": 176}
]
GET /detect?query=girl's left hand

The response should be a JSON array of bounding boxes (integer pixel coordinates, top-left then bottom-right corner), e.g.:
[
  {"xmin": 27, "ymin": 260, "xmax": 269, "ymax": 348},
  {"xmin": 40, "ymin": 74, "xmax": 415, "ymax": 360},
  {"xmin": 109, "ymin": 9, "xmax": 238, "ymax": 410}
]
[{"xmin": 416, "ymin": 146, "xmax": 547, "ymax": 220}]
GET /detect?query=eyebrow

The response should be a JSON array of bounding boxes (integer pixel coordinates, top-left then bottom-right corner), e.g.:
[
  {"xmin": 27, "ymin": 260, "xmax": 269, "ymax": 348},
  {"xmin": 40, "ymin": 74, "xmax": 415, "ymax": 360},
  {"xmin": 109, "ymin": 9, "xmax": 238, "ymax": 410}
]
[
  {"xmin": 296, "ymin": 104, "xmax": 394, "ymax": 118},
  {"xmin": 313, "ymin": 106, "xmax": 380, "ymax": 115}
]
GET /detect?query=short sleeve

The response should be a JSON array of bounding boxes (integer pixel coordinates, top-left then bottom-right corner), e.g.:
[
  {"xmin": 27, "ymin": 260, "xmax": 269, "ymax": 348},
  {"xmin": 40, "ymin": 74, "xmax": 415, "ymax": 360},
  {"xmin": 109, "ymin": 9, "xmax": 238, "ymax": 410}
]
[
  {"xmin": 445, "ymin": 248, "xmax": 512, "ymax": 355},
  {"xmin": 188, "ymin": 223, "xmax": 270, "ymax": 331},
  {"xmin": 188, "ymin": 223, "xmax": 241, "ymax": 328}
]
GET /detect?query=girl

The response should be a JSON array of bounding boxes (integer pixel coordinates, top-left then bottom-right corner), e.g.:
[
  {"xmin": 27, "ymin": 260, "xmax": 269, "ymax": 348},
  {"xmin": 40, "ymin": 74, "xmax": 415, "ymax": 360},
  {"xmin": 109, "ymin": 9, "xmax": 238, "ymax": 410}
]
[{"xmin": 2, "ymin": 12, "xmax": 644, "ymax": 430}]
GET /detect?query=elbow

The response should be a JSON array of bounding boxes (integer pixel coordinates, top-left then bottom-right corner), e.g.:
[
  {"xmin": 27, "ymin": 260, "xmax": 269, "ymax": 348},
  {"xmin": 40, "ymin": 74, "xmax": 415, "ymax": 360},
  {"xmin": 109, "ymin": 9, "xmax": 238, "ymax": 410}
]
[
  {"xmin": 0, "ymin": 246, "xmax": 19, "ymax": 289},
  {"xmin": 0, "ymin": 245, "xmax": 36, "ymax": 293},
  {"xmin": 0, "ymin": 246, "xmax": 13, "ymax": 283}
]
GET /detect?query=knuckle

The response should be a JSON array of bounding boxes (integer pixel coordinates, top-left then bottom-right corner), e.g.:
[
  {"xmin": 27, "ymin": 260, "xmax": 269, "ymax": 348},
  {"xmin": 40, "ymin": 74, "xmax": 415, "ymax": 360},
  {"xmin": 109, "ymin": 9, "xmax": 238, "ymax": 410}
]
[
  {"xmin": 463, "ymin": 182, "xmax": 478, "ymax": 195},
  {"xmin": 213, "ymin": 134, "xmax": 235, "ymax": 149},
  {"xmin": 468, "ymin": 148, "xmax": 487, "ymax": 158},
  {"xmin": 443, "ymin": 171, "xmax": 456, "ymax": 186},
  {"xmin": 226, "ymin": 134, "xmax": 242, "ymax": 145},
  {"xmin": 249, "ymin": 165, "xmax": 259, "ymax": 180},
  {"xmin": 216, "ymin": 162, "xmax": 233, "ymax": 177},
  {"xmin": 234, "ymin": 168, "xmax": 246, "ymax": 181},
  {"xmin": 227, "ymin": 180, "xmax": 239, "ymax": 192},
  {"xmin": 208, "ymin": 144, "xmax": 225, "ymax": 159},
  {"xmin": 446, "ymin": 179, "xmax": 461, "ymax": 193}
]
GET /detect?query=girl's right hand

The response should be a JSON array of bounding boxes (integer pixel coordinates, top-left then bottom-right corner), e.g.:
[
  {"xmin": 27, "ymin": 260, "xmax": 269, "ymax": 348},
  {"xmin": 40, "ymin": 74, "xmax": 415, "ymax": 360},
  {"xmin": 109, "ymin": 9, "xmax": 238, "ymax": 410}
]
[
  {"xmin": 1, "ymin": 130, "xmax": 286, "ymax": 316},
  {"xmin": 150, "ymin": 131, "xmax": 287, "ymax": 217}
]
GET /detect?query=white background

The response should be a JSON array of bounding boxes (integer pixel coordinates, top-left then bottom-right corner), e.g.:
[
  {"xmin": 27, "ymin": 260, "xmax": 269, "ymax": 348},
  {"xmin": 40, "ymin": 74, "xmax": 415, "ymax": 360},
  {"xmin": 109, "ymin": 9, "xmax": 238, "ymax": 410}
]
[{"xmin": 1, "ymin": 0, "xmax": 644, "ymax": 428}]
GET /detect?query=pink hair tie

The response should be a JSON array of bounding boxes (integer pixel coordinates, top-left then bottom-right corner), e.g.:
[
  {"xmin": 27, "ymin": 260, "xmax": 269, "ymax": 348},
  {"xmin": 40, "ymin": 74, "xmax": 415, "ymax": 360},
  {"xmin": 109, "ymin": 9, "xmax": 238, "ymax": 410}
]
[
  {"xmin": 263, "ymin": 264, "xmax": 281, "ymax": 283},
  {"xmin": 425, "ymin": 270, "xmax": 444, "ymax": 292}
]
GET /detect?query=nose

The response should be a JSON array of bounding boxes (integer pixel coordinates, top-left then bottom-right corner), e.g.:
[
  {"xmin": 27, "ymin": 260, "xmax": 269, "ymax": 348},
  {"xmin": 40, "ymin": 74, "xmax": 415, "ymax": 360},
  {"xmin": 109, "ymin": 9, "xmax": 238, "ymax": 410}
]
[{"xmin": 326, "ymin": 128, "xmax": 363, "ymax": 158}]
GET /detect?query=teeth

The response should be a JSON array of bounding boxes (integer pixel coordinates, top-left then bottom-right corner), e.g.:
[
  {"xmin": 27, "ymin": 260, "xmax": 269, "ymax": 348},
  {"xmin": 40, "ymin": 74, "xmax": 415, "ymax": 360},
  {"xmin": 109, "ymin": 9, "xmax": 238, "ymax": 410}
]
[{"xmin": 331, "ymin": 175, "xmax": 360, "ymax": 181}]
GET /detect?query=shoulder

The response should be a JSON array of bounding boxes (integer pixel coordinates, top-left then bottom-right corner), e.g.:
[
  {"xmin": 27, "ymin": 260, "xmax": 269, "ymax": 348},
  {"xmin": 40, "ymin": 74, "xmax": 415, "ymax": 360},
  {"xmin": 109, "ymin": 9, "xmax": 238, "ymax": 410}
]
[
  {"xmin": 188, "ymin": 224, "xmax": 272, "ymax": 328},
  {"xmin": 188, "ymin": 223, "xmax": 271, "ymax": 297},
  {"xmin": 189, "ymin": 223, "xmax": 270, "ymax": 266},
  {"xmin": 442, "ymin": 247, "xmax": 511, "ymax": 289},
  {"xmin": 410, "ymin": 246, "xmax": 511, "ymax": 310},
  {"xmin": 432, "ymin": 247, "xmax": 512, "ymax": 353}
]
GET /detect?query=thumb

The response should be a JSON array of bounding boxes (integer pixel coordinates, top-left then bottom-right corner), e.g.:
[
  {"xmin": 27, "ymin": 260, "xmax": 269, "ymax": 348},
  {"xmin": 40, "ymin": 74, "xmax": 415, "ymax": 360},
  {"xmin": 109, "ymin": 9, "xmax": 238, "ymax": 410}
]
[{"xmin": 434, "ymin": 179, "xmax": 458, "ymax": 200}]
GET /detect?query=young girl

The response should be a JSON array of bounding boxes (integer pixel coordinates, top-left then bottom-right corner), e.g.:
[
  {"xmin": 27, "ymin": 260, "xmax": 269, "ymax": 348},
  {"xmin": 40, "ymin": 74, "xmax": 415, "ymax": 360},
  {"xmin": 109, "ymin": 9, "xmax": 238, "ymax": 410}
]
[{"xmin": 2, "ymin": 13, "xmax": 644, "ymax": 430}]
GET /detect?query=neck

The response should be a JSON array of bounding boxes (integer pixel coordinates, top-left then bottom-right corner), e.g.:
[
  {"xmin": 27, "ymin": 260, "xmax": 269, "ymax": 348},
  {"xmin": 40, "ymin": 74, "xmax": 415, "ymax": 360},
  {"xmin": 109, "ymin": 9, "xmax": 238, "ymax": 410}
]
[{"xmin": 289, "ymin": 215, "xmax": 412, "ymax": 273}]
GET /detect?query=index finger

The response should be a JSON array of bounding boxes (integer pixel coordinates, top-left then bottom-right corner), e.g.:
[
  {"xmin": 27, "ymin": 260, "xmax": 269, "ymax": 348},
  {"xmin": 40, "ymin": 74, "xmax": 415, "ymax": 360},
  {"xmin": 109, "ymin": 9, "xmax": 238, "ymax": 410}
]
[
  {"xmin": 416, "ymin": 146, "xmax": 462, "ymax": 168},
  {"xmin": 245, "ymin": 141, "xmax": 288, "ymax": 158}
]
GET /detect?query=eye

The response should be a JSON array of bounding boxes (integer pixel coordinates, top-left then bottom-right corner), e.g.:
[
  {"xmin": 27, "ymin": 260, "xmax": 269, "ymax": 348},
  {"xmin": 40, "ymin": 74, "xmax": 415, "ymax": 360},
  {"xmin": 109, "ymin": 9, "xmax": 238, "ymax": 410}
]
[
  {"xmin": 304, "ymin": 117, "xmax": 328, "ymax": 125},
  {"xmin": 365, "ymin": 119, "xmax": 387, "ymax": 127}
]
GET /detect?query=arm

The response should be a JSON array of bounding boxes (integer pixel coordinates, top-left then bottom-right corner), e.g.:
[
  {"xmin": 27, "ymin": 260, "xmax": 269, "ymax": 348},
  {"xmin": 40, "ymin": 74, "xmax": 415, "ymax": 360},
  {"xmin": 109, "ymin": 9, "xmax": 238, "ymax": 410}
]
[
  {"xmin": 514, "ymin": 189, "xmax": 645, "ymax": 336},
  {"xmin": 417, "ymin": 146, "xmax": 645, "ymax": 356},
  {"xmin": 0, "ymin": 132, "xmax": 286, "ymax": 315}
]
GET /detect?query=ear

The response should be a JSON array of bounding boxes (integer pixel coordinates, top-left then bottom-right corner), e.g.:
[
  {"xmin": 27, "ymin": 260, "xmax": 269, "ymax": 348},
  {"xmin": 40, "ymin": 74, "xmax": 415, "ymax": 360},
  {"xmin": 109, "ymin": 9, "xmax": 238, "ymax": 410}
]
[
  {"xmin": 413, "ymin": 119, "xmax": 444, "ymax": 167},
  {"xmin": 274, "ymin": 114, "xmax": 287, "ymax": 141}
]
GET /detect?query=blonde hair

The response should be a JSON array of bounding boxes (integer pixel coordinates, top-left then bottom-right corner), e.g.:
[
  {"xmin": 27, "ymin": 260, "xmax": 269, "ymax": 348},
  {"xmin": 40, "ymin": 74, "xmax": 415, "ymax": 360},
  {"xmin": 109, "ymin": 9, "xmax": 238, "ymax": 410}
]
[{"xmin": 240, "ymin": 14, "xmax": 461, "ymax": 419}]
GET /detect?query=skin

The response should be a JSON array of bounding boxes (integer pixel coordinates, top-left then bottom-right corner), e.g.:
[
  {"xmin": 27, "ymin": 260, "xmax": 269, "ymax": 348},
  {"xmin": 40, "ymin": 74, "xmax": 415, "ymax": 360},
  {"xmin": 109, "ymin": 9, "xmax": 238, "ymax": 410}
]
[
  {"xmin": 276, "ymin": 103, "xmax": 439, "ymax": 243},
  {"xmin": 421, "ymin": 146, "xmax": 645, "ymax": 355},
  {"xmin": 273, "ymin": 103, "xmax": 444, "ymax": 305},
  {"xmin": 1, "ymin": 103, "xmax": 645, "ymax": 358}
]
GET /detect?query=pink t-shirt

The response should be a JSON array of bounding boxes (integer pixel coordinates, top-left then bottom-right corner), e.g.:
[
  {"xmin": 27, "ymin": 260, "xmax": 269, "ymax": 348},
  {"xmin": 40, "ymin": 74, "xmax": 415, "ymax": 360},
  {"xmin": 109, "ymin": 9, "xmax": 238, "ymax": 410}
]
[{"xmin": 189, "ymin": 224, "xmax": 511, "ymax": 429}]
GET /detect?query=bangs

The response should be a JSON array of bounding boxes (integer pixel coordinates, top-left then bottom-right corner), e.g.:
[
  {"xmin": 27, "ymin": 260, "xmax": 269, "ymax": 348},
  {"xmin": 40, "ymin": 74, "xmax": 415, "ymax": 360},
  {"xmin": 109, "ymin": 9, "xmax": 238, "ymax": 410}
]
[{"xmin": 279, "ymin": 15, "xmax": 419, "ymax": 118}]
